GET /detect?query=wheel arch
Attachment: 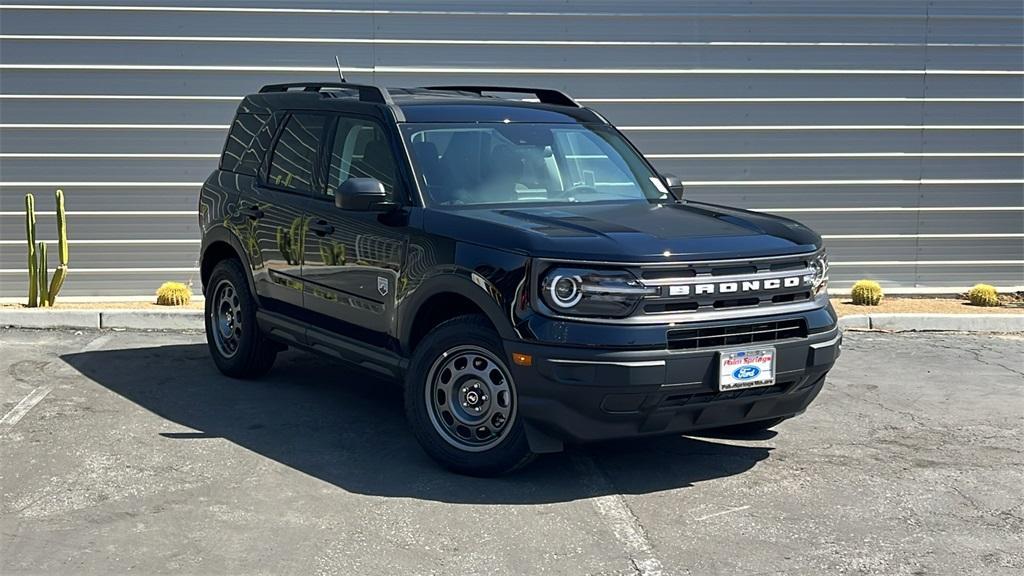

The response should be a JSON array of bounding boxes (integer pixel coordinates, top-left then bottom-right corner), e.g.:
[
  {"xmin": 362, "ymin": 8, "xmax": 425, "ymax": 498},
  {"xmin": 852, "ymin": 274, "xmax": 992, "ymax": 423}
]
[
  {"xmin": 400, "ymin": 276, "xmax": 518, "ymax": 354},
  {"xmin": 200, "ymin": 226, "xmax": 257, "ymax": 298}
]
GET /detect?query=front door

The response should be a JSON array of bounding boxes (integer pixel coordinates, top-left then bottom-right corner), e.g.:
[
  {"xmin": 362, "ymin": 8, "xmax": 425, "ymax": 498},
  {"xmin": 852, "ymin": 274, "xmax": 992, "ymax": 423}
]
[
  {"xmin": 247, "ymin": 112, "xmax": 327, "ymax": 313},
  {"xmin": 301, "ymin": 114, "xmax": 407, "ymax": 349}
]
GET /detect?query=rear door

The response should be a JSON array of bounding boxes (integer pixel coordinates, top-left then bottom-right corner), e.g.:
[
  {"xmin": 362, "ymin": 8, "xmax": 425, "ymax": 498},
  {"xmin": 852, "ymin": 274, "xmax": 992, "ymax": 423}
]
[
  {"xmin": 300, "ymin": 113, "xmax": 407, "ymax": 348},
  {"xmin": 245, "ymin": 112, "xmax": 328, "ymax": 313}
]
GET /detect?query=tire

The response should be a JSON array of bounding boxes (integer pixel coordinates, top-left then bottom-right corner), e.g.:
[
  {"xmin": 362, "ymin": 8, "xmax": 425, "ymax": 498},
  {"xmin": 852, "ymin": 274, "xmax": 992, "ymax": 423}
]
[
  {"xmin": 701, "ymin": 417, "xmax": 787, "ymax": 438},
  {"xmin": 404, "ymin": 315, "xmax": 534, "ymax": 476},
  {"xmin": 204, "ymin": 258, "xmax": 278, "ymax": 379}
]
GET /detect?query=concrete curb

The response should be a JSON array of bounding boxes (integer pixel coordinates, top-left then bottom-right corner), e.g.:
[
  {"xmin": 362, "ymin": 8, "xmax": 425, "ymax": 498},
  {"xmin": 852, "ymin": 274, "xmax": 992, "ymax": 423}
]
[
  {"xmin": 0, "ymin": 309, "xmax": 202, "ymax": 331},
  {"xmin": 839, "ymin": 313, "xmax": 1023, "ymax": 333},
  {"xmin": 100, "ymin": 309, "xmax": 203, "ymax": 331},
  {"xmin": 0, "ymin": 309, "xmax": 101, "ymax": 330},
  {"xmin": 1, "ymin": 310, "xmax": 1020, "ymax": 333},
  {"xmin": 837, "ymin": 315, "xmax": 871, "ymax": 330}
]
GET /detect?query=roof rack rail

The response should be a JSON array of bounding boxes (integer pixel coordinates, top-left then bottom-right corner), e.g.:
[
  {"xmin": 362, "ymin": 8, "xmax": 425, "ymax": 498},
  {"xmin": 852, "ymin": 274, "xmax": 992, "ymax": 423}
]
[
  {"xmin": 423, "ymin": 85, "xmax": 579, "ymax": 108},
  {"xmin": 258, "ymin": 82, "xmax": 394, "ymax": 105}
]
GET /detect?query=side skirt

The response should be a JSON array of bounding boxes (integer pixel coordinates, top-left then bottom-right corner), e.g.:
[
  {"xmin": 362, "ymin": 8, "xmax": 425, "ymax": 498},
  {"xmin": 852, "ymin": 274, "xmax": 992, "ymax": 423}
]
[{"xmin": 256, "ymin": 309, "xmax": 408, "ymax": 380}]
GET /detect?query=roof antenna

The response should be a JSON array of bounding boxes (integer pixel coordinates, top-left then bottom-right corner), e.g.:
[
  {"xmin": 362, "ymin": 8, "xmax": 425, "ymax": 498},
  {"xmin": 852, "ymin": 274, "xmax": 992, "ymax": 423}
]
[{"xmin": 334, "ymin": 55, "xmax": 346, "ymax": 83}]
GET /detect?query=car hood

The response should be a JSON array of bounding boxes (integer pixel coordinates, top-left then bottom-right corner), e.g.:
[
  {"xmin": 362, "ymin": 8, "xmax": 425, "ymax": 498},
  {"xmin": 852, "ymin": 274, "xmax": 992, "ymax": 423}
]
[{"xmin": 423, "ymin": 201, "xmax": 820, "ymax": 262}]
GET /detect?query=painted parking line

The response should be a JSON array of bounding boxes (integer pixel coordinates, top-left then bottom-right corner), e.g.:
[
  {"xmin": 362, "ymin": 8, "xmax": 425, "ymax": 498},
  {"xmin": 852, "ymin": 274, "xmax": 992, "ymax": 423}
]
[
  {"xmin": 572, "ymin": 455, "xmax": 665, "ymax": 576},
  {"xmin": 0, "ymin": 334, "xmax": 110, "ymax": 434},
  {"xmin": 0, "ymin": 384, "xmax": 55, "ymax": 432}
]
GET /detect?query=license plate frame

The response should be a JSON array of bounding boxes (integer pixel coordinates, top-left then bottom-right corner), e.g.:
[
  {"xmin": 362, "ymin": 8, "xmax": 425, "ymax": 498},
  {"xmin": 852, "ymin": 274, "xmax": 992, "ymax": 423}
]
[{"xmin": 718, "ymin": 347, "xmax": 776, "ymax": 391}]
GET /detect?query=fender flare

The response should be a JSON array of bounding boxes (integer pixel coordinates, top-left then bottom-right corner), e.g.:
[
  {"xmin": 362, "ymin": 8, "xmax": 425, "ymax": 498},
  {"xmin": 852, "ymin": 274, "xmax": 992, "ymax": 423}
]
[
  {"xmin": 398, "ymin": 271, "xmax": 519, "ymax": 350},
  {"xmin": 199, "ymin": 224, "xmax": 258, "ymax": 298}
]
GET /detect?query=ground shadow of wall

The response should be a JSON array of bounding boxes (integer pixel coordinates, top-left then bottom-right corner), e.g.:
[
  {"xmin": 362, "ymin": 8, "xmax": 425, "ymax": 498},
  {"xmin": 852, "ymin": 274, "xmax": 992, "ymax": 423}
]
[{"xmin": 61, "ymin": 343, "xmax": 772, "ymax": 505}]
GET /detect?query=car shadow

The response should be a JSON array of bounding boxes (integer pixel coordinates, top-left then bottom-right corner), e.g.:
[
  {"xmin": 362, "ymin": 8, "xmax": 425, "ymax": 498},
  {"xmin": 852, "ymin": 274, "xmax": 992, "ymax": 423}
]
[{"xmin": 60, "ymin": 344, "xmax": 773, "ymax": 505}]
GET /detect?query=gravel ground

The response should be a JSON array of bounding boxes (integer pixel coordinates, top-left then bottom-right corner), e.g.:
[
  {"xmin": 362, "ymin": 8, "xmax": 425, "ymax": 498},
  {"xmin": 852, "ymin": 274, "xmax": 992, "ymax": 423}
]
[
  {"xmin": 1, "ymin": 329, "xmax": 1022, "ymax": 576},
  {"xmin": 830, "ymin": 298, "xmax": 1024, "ymax": 316}
]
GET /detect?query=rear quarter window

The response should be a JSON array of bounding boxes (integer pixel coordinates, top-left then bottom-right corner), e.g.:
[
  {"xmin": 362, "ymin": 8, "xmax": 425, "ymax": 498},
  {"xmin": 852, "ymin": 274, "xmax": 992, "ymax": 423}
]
[
  {"xmin": 221, "ymin": 113, "xmax": 270, "ymax": 176},
  {"xmin": 267, "ymin": 114, "xmax": 328, "ymax": 194}
]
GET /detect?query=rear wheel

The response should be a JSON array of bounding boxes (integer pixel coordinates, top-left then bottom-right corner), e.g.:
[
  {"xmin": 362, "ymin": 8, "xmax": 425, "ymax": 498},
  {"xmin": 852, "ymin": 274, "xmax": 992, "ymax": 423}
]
[
  {"xmin": 204, "ymin": 258, "xmax": 277, "ymax": 378},
  {"xmin": 405, "ymin": 315, "xmax": 533, "ymax": 476}
]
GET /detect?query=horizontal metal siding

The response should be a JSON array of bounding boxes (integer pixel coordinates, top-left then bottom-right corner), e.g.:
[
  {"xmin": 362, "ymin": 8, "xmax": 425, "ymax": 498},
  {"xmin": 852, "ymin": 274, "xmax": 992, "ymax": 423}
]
[
  {"xmin": 8, "ymin": 99, "xmax": 1024, "ymax": 126},
  {"xmin": 0, "ymin": 0, "xmax": 1021, "ymax": 298}
]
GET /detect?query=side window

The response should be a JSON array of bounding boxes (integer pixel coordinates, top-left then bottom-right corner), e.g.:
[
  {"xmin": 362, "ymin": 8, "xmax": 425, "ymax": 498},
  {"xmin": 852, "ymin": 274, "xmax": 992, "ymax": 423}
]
[
  {"xmin": 221, "ymin": 113, "xmax": 269, "ymax": 176},
  {"xmin": 267, "ymin": 114, "xmax": 327, "ymax": 194},
  {"xmin": 325, "ymin": 117, "xmax": 398, "ymax": 198}
]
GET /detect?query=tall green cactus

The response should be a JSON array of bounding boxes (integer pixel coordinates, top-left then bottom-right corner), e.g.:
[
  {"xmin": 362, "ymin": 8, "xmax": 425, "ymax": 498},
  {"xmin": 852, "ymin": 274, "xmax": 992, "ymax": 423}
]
[
  {"xmin": 37, "ymin": 241, "xmax": 49, "ymax": 307},
  {"xmin": 47, "ymin": 189, "xmax": 69, "ymax": 305},
  {"xmin": 25, "ymin": 194, "xmax": 37, "ymax": 307},
  {"xmin": 23, "ymin": 189, "xmax": 69, "ymax": 307}
]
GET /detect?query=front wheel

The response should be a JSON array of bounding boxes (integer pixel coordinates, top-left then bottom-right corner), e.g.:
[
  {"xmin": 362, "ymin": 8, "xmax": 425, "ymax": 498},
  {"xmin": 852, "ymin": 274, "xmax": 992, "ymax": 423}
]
[
  {"xmin": 404, "ymin": 315, "xmax": 533, "ymax": 476},
  {"xmin": 204, "ymin": 258, "xmax": 277, "ymax": 379}
]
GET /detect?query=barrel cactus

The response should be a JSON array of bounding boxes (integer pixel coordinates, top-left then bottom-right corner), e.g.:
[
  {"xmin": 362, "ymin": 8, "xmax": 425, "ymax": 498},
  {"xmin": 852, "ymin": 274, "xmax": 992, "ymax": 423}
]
[
  {"xmin": 156, "ymin": 282, "xmax": 193, "ymax": 306},
  {"xmin": 967, "ymin": 284, "xmax": 999, "ymax": 307},
  {"xmin": 850, "ymin": 279, "xmax": 884, "ymax": 306}
]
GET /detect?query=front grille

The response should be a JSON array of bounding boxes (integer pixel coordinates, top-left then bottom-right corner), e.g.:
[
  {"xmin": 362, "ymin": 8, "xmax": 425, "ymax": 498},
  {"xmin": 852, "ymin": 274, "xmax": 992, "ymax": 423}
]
[
  {"xmin": 667, "ymin": 319, "xmax": 807, "ymax": 351},
  {"xmin": 637, "ymin": 253, "xmax": 817, "ymax": 317}
]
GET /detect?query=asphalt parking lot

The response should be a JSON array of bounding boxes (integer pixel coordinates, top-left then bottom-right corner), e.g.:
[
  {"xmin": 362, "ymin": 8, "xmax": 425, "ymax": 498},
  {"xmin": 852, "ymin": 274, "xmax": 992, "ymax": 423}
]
[{"xmin": 1, "ymin": 328, "xmax": 1021, "ymax": 576}]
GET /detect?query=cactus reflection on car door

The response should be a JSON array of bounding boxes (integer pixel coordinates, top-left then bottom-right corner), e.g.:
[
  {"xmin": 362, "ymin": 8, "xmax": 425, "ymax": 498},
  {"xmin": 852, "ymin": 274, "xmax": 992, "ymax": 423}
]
[
  {"xmin": 319, "ymin": 240, "xmax": 346, "ymax": 266},
  {"xmin": 276, "ymin": 216, "xmax": 309, "ymax": 266}
]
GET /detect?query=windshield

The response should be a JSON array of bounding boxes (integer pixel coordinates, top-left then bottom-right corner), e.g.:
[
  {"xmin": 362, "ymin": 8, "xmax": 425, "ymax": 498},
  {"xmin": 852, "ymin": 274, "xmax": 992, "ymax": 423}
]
[{"xmin": 401, "ymin": 123, "xmax": 670, "ymax": 207}]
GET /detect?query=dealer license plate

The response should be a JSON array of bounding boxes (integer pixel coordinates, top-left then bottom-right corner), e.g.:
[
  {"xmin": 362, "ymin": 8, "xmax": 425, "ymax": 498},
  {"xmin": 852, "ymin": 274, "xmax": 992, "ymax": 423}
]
[{"xmin": 718, "ymin": 348, "xmax": 776, "ymax": 391}]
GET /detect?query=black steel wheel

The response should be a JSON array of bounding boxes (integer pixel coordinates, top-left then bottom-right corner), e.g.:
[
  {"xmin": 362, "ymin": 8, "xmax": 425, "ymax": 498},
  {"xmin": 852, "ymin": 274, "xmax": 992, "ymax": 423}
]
[
  {"xmin": 204, "ymin": 258, "xmax": 278, "ymax": 379},
  {"xmin": 405, "ymin": 315, "xmax": 533, "ymax": 476},
  {"xmin": 210, "ymin": 278, "xmax": 243, "ymax": 358},
  {"xmin": 424, "ymin": 344, "xmax": 518, "ymax": 452}
]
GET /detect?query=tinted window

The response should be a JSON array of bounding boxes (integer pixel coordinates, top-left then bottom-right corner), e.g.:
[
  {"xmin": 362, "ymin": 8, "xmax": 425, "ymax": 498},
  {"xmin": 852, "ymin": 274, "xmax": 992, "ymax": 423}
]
[
  {"xmin": 221, "ymin": 113, "xmax": 269, "ymax": 176},
  {"xmin": 267, "ymin": 114, "xmax": 327, "ymax": 194},
  {"xmin": 326, "ymin": 117, "xmax": 397, "ymax": 199}
]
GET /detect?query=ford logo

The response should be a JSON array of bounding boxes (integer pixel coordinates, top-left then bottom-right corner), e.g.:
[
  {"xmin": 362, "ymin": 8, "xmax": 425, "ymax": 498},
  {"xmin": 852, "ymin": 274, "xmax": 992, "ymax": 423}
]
[{"xmin": 732, "ymin": 366, "xmax": 761, "ymax": 380}]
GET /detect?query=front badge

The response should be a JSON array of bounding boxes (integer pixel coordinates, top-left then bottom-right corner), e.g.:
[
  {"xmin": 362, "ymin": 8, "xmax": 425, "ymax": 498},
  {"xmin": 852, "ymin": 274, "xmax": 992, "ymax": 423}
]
[{"xmin": 377, "ymin": 276, "xmax": 389, "ymax": 296}]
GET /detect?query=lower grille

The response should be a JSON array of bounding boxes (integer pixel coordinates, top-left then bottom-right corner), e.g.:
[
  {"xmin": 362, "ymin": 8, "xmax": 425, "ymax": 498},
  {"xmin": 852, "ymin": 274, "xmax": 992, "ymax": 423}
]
[
  {"xmin": 661, "ymin": 381, "xmax": 791, "ymax": 407},
  {"xmin": 667, "ymin": 319, "xmax": 807, "ymax": 351}
]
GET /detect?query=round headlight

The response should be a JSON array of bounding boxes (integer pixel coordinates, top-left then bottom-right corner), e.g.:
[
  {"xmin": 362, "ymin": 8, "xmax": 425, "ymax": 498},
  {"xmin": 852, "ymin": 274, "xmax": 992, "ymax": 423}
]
[{"xmin": 549, "ymin": 274, "xmax": 583, "ymax": 308}]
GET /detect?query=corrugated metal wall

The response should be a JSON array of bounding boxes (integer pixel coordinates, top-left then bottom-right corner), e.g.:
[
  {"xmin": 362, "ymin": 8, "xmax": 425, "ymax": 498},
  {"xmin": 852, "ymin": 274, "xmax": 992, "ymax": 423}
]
[{"xmin": 1, "ymin": 0, "xmax": 1022, "ymax": 297}]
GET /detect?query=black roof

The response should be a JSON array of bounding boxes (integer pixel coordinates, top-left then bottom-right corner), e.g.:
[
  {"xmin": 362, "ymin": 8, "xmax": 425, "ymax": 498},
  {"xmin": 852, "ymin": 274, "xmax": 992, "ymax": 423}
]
[{"xmin": 239, "ymin": 83, "xmax": 607, "ymax": 124}]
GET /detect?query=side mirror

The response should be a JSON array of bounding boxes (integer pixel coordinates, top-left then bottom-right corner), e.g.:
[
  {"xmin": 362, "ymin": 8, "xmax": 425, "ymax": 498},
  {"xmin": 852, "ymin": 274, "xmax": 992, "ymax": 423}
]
[
  {"xmin": 335, "ymin": 178, "xmax": 391, "ymax": 211},
  {"xmin": 661, "ymin": 173, "xmax": 685, "ymax": 199}
]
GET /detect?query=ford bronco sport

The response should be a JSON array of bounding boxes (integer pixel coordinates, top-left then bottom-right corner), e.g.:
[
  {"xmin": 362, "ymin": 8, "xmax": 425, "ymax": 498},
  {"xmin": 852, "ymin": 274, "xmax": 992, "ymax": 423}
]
[{"xmin": 199, "ymin": 82, "xmax": 840, "ymax": 476}]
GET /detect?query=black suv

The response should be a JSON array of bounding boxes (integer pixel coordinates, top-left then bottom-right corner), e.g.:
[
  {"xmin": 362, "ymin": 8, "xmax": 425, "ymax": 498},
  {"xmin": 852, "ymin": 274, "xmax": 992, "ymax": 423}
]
[{"xmin": 199, "ymin": 82, "xmax": 840, "ymax": 475}]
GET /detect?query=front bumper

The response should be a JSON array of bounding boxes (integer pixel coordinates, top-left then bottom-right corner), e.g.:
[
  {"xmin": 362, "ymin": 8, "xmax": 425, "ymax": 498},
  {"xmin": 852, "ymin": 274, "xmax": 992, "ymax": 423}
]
[{"xmin": 504, "ymin": 313, "xmax": 841, "ymax": 450}]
